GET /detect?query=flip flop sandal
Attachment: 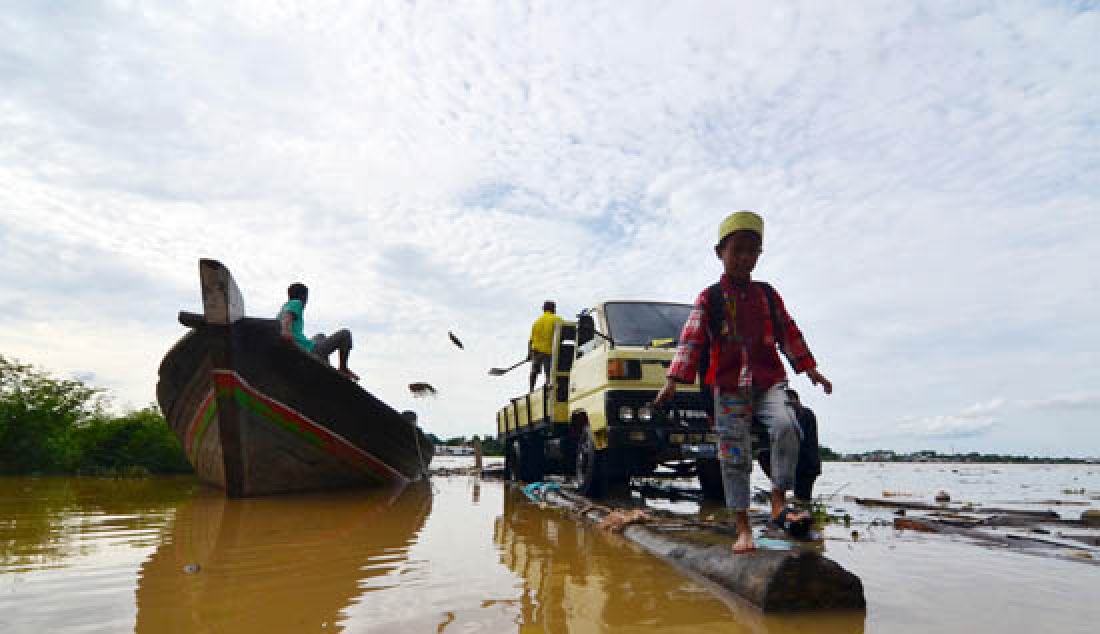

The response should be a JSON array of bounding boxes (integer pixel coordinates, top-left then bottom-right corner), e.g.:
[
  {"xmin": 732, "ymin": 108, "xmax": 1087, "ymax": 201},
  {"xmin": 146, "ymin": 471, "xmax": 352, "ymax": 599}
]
[{"xmin": 770, "ymin": 507, "xmax": 812, "ymax": 538}]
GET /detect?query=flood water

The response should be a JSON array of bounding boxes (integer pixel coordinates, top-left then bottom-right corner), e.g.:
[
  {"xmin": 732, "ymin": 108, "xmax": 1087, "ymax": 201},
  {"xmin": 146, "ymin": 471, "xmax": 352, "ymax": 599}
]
[{"xmin": 2, "ymin": 460, "xmax": 1099, "ymax": 633}]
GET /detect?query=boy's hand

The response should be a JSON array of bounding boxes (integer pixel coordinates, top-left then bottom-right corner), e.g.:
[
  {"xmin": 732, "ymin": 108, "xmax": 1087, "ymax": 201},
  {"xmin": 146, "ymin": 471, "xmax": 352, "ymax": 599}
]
[
  {"xmin": 807, "ymin": 368, "xmax": 833, "ymax": 395},
  {"xmin": 654, "ymin": 378, "xmax": 678, "ymax": 405}
]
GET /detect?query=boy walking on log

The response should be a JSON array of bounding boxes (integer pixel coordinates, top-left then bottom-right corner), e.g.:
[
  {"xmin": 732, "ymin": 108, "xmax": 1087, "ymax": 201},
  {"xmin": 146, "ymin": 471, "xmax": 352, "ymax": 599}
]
[{"xmin": 654, "ymin": 211, "xmax": 832, "ymax": 554}]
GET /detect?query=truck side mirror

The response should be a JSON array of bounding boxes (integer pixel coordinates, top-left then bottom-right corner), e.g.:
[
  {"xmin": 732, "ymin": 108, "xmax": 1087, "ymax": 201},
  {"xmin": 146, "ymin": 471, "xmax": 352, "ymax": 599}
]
[{"xmin": 577, "ymin": 315, "xmax": 594, "ymax": 346}]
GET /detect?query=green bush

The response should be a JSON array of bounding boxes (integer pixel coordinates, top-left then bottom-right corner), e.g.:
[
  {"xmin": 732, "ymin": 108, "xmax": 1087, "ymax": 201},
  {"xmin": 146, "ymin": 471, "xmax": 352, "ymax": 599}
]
[
  {"xmin": 0, "ymin": 356, "xmax": 102, "ymax": 473},
  {"xmin": 0, "ymin": 355, "xmax": 191, "ymax": 475},
  {"xmin": 74, "ymin": 407, "xmax": 193, "ymax": 474}
]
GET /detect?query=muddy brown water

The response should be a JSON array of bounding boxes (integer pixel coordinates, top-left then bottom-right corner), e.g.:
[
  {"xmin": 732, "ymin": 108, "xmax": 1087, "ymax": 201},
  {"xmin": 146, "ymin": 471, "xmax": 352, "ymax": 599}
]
[{"xmin": 2, "ymin": 461, "xmax": 1099, "ymax": 633}]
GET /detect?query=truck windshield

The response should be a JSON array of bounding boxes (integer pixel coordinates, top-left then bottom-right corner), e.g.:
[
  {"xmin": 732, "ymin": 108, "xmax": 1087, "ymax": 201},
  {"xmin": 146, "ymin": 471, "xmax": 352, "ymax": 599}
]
[{"xmin": 603, "ymin": 302, "xmax": 693, "ymax": 347}]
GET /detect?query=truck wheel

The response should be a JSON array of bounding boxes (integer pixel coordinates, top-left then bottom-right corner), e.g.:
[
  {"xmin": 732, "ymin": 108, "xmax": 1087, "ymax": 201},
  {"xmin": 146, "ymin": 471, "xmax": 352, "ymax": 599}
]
[
  {"xmin": 508, "ymin": 440, "xmax": 522, "ymax": 482},
  {"xmin": 575, "ymin": 426, "xmax": 608, "ymax": 498},
  {"xmin": 520, "ymin": 436, "xmax": 546, "ymax": 482},
  {"xmin": 696, "ymin": 458, "xmax": 724, "ymax": 501}
]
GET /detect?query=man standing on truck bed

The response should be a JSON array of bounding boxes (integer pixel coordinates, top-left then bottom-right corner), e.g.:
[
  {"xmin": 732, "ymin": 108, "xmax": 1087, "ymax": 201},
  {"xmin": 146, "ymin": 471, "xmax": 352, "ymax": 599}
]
[
  {"xmin": 654, "ymin": 211, "xmax": 832, "ymax": 554},
  {"xmin": 528, "ymin": 300, "xmax": 562, "ymax": 392}
]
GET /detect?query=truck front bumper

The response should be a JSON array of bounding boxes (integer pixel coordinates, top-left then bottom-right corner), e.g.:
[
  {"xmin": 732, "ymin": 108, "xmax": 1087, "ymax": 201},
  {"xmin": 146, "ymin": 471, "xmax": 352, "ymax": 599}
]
[{"xmin": 603, "ymin": 390, "xmax": 717, "ymax": 458}]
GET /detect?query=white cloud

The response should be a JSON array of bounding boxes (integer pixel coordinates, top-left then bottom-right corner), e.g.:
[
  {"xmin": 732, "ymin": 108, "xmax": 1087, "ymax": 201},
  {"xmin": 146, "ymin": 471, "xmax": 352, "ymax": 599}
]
[
  {"xmin": 1020, "ymin": 394, "xmax": 1100, "ymax": 411},
  {"xmin": 896, "ymin": 398, "xmax": 1006, "ymax": 439},
  {"xmin": 897, "ymin": 414, "xmax": 999, "ymax": 440}
]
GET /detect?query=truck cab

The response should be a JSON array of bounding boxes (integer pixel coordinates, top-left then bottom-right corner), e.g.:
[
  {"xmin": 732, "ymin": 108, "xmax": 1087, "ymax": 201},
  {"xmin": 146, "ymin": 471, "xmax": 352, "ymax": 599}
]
[{"xmin": 497, "ymin": 300, "xmax": 723, "ymax": 498}]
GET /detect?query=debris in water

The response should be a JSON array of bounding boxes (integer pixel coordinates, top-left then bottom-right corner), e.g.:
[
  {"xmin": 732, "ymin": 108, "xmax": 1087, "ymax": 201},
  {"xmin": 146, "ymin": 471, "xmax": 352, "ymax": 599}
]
[
  {"xmin": 408, "ymin": 382, "xmax": 438, "ymax": 398},
  {"xmin": 598, "ymin": 509, "xmax": 651, "ymax": 533},
  {"xmin": 894, "ymin": 518, "xmax": 939, "ymax": 533},
  {"xmin": 448, "ymin": 331, "xmax": 464, "ymax": 350}
]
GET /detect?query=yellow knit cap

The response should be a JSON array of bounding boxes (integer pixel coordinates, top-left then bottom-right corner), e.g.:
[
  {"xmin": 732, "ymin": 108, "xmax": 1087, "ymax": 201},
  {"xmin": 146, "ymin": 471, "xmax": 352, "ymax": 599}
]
[{"xmin": 718, "ymin": 210, "xmax": 763, "ymax": 243}]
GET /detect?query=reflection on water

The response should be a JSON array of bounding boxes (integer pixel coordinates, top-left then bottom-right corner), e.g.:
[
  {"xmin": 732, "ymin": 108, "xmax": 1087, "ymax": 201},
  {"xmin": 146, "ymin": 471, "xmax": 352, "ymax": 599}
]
[
  {"xmin": 134, "ymin": 482, "xmax": 431, "ymax": 633},
  {"xmin": 2, "ymin": 463, "xmax": 1100, "ymax": 633},
  {"xmin": 493, "ymin": 486, "xmax": 865, "ymax": 634},
  {"xmin": 0, "ymin": 477, "xmax": 195, "ymax": 574},
  {"xmin": 495, "ymin": 486, "xmax": 724, "ymax": 632}
]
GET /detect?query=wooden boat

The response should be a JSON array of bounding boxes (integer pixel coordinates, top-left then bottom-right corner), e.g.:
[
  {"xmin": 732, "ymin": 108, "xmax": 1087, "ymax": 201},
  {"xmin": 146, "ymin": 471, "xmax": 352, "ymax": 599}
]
[{"xmin": 156, "ymin": 259, "xmax": 432, "ymax": 497}]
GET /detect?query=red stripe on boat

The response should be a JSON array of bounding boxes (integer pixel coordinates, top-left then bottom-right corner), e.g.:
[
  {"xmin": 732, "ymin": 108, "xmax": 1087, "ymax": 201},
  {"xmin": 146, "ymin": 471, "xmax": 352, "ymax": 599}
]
[
  {"xmin": 184, "ymin": 390, "xmax": 216, "ymax": 456},
  {"xmin": 212, "ymin": 370, "xmax": 409, "ymax": 484}
]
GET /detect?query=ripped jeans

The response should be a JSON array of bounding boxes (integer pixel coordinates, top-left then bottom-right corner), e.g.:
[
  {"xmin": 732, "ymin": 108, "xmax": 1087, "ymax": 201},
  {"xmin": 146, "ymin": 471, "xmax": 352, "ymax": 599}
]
[{"xmin": 714, "ymin": 381, "xmax": 801, "ymax": 511}]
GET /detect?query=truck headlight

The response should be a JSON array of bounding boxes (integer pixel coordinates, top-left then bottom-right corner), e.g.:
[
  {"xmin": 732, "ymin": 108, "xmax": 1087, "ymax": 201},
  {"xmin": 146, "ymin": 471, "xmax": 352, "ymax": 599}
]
[
  {"xmin": 637, "ymin": 405, "xmax": 654, "ymax": 422},
  {"xmin": 618, "ymin": 405, "xmax": 635, "ymax": 422}
]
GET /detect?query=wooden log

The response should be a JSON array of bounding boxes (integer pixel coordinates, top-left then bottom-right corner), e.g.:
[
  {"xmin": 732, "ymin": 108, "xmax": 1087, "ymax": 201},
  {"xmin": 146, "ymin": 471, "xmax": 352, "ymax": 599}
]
[
  {"xmin": 892, "ymin": 516, "xmax": 1100, "ymax": 565},
  {"xmin": 527, "ymin": 486, "xmax": 866, "ymax": 612},
  {"xmin": 850, "ymin": 496, "xmax": 1059, "ymax": 519}
]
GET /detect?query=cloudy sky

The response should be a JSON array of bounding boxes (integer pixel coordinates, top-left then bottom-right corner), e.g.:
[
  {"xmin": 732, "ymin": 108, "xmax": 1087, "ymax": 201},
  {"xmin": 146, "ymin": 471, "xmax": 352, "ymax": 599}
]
[{"xmin": 1, "ymin": 1, "xmax": 1097, "ymax": 456}]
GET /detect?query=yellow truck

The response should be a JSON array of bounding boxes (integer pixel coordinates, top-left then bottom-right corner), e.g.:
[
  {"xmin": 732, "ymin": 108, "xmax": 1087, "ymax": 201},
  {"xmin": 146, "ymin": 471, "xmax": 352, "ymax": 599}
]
[{"xmin": 496, "ymin": 300, "xmax": 724, "ymax": 498}]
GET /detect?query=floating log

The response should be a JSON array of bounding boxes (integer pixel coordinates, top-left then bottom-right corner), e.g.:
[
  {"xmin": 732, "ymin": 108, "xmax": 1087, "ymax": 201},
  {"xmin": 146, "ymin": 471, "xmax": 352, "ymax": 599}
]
[
  {"xmin": 850, "ymin": 496, "xmax": 1059, "ymax": 519},
  {"xmin": 525, "ymin": 485, "xmax": 866, "ymax": 612},
  {"xmin": 892, "ymin": 516, "xmax": 1100, "ymax": 565}
]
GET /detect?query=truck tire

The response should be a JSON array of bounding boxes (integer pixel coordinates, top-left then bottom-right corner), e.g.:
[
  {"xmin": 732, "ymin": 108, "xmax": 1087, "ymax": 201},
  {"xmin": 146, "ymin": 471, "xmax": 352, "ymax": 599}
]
[
  {"xmin": 575, "ymin": 426, "xmax": 608, "ymax": 498},
  {"xmin": 520, "ymin": 436, "xmax": 546, "ymax": 482},
  {"xmin": 508, "ymin": 440, "xmax": 522, "ymax": 482},
  {"xmin": 509, "ymin": 437, "xmax": 546, "ymax": 482},
  {"xmin": 697, "ymin": 458, "xmax": 724, "ymax": 501}
]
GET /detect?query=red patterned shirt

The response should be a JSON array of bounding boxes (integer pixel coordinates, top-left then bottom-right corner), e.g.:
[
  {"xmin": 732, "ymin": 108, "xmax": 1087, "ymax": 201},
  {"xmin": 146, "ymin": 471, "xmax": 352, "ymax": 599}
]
[{"xmin": 667, "ymin": 275, "xmax": 817, "ymax": 391}]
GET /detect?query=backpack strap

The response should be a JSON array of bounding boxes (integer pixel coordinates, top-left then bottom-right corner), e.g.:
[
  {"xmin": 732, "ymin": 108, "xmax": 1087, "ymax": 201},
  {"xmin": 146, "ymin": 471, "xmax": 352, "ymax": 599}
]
[
  {"xmin": 705, "ymin": 282, "xmax": 725, "ymax": 340},
  {"xmin": 757, "ymin": 282, "xmax": 782, "ymax": 348},
  {"xmin": 697, "ymin": 283, "xmax": 725, "ymax": 401}
]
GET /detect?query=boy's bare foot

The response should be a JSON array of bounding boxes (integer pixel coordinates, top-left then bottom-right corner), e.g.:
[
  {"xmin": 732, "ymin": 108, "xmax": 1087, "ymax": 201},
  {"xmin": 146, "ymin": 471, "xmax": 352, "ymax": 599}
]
[
  {"xmin": 732, "ymin": 531, "xmax": 756, "ymax": 554},
  {"xmin": 731, "ymin": 510, "xmax": 755, "ymax": 553}
]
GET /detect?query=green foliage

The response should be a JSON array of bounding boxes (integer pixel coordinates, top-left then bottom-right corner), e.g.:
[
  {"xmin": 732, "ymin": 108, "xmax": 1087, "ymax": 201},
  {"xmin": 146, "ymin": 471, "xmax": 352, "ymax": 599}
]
[
  {"xmin": 73, "ymin": 406, "xmax": 193, "ymax": 474},
  {"xmin": 0, "ymin": 355, "xmax": 191, "ymax": 475},
  {"xmin": 0, "ymin": 355, "xmax": 103, "ymax": 473},
  {"xmin": 478, "ymin": 436, "xmax": 505, "ymax": 456}
]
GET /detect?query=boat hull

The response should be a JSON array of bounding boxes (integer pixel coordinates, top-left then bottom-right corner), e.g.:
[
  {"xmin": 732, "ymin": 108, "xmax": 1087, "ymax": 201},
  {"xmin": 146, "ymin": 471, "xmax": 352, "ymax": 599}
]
[{"xmin": 157, "ymin": 263, "xmax": 432, "ymax": 497}]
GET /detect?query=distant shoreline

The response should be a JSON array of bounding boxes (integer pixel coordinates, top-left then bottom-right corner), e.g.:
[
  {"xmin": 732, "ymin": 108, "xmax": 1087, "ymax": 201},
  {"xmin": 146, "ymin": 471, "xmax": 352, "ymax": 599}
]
[{"xmin": 824, "ymin": 457, "xmax": 1097, "ymax": 465}]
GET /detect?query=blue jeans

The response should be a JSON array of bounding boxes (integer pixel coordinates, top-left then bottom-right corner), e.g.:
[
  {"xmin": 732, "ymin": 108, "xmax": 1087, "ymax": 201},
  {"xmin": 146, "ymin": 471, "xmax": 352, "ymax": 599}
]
[{"xmin": 714, "ymin": 381, "xmax": 801, "ymax": 510}]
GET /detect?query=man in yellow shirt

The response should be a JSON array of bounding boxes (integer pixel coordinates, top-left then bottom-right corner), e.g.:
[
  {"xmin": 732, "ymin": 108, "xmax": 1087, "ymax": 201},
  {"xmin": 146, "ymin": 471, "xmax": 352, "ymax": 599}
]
[{"xmin": 528, "ymin": 301, "xmax": 562, "ymax": 391}]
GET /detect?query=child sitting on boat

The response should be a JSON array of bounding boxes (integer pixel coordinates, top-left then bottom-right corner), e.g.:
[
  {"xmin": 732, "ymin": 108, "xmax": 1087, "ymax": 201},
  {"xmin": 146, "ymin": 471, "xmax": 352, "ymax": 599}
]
[
  {"xmin": 654, "ymin": 211, "xmax": 832, "ymax": 553},
  {"xmin": 278, "ymin": 282, "xmax": 360, "ymax": 381}
]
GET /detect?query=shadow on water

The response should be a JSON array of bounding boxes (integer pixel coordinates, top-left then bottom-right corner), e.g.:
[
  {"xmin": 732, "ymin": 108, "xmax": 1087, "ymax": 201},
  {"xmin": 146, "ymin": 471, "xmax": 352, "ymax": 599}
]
[
  {"xmin": 133, "ymin": 481, "xmax": 432, "ymax": 633},
  {"xmin": 492, "ymin": 486, "xmax": 866, "ymax": 634}
]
